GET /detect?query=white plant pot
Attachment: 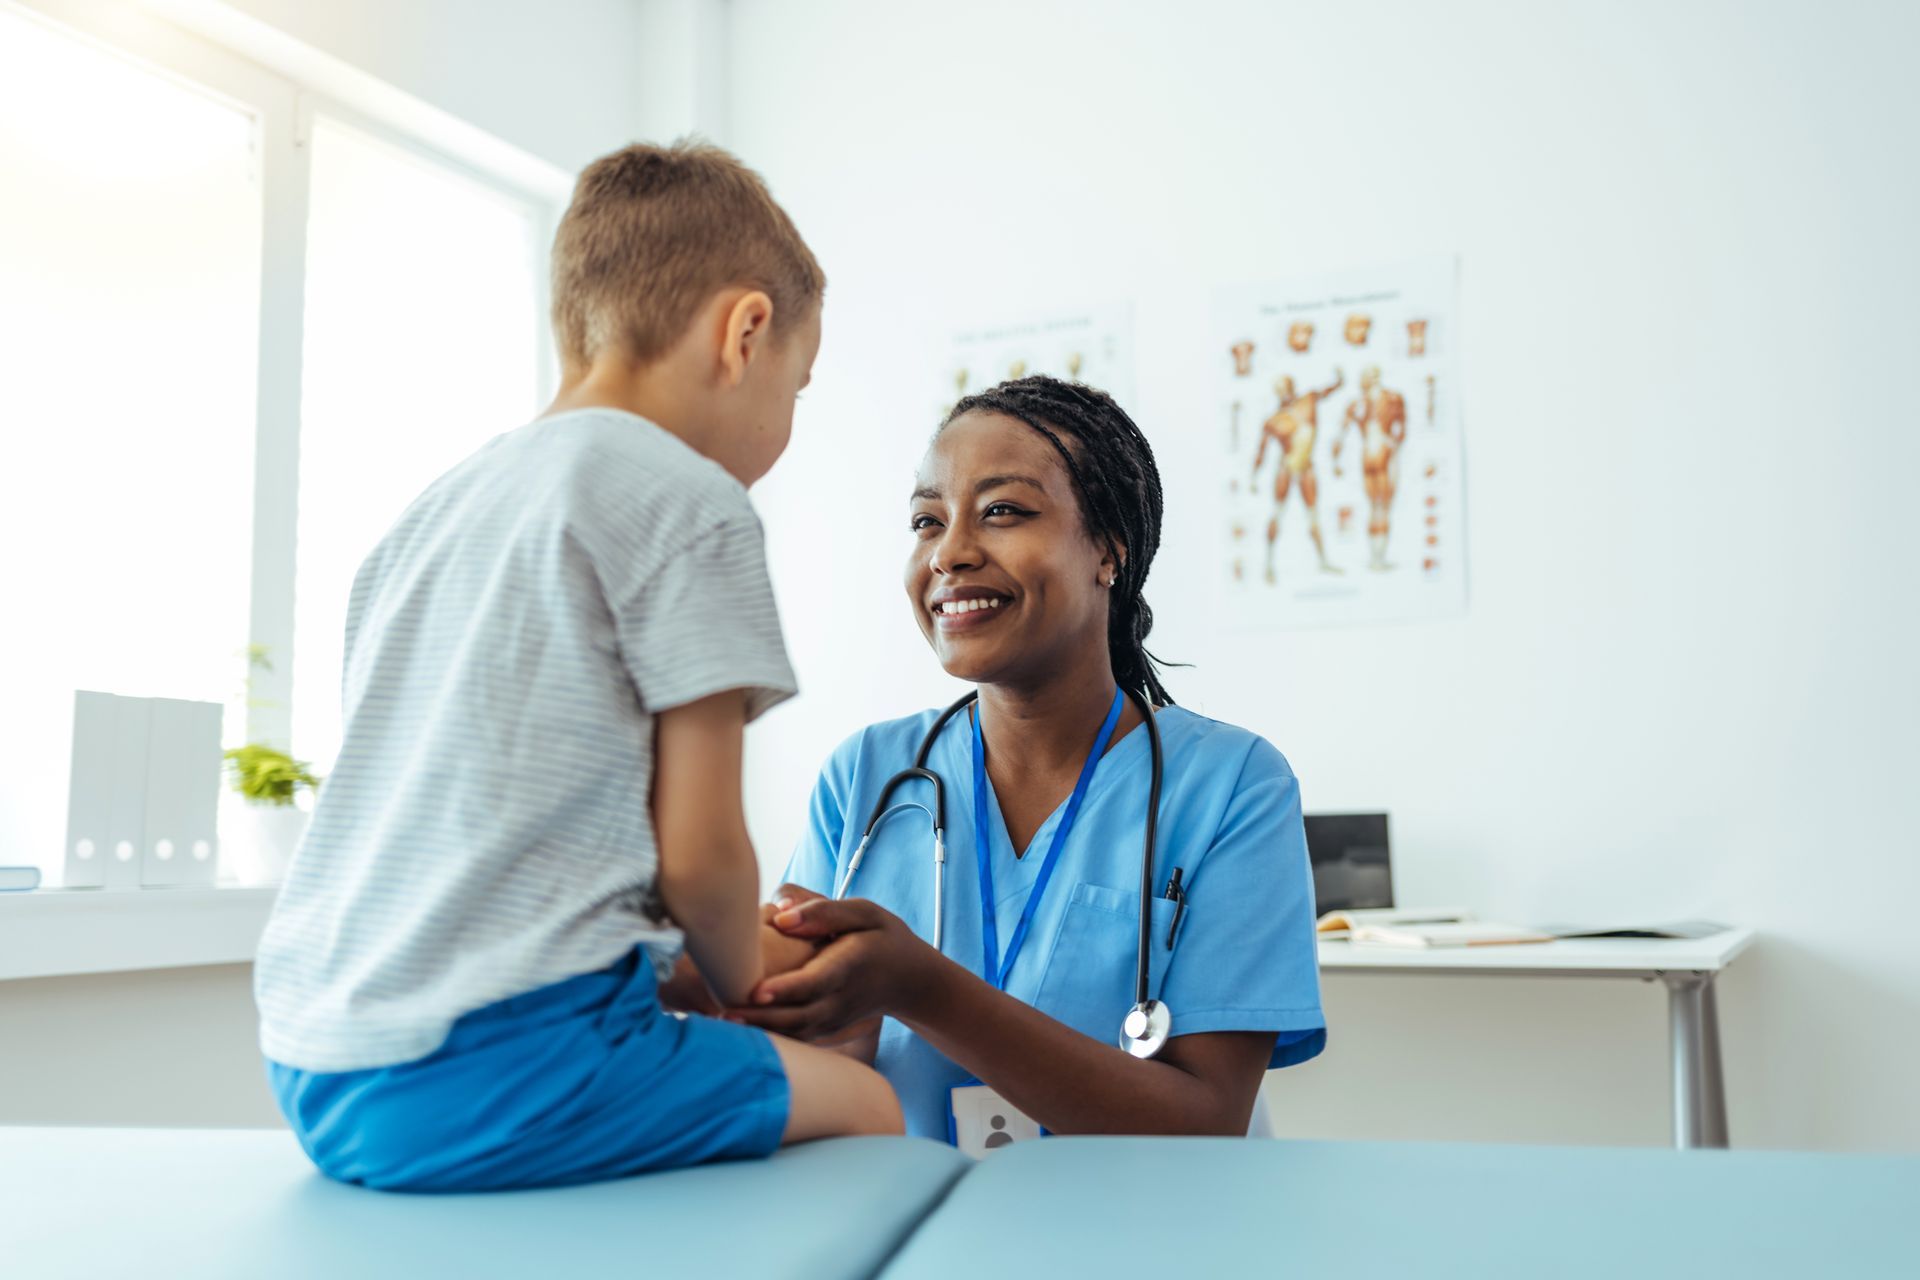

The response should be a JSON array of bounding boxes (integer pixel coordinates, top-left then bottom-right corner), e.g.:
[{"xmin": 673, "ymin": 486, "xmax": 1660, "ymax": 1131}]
[{"xmin": 223, "ymin": 803, "xmax": 311, "ymax": 887}]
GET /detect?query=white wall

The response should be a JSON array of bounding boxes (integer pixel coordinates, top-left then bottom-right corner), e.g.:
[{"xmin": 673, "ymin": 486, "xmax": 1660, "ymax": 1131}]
[{"xmin": 728, "ymin": 0, "xmax": 1920, "ymax": 1150}]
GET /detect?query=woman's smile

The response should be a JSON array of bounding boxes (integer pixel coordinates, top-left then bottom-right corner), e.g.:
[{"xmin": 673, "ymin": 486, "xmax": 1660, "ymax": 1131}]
[{"xmin": 929, "ymin": 586, "xmax": 1014, "ymax": 632}]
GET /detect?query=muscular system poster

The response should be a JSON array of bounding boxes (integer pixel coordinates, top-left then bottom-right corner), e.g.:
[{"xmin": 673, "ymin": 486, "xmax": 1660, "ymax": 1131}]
[
  {"xmin": 1213, "ymin": 256, "xmax": 1466, "ymax": 628},
  {"xmin": 940, "ymin": 303, "xmax": 1135, "ymax": 422}
]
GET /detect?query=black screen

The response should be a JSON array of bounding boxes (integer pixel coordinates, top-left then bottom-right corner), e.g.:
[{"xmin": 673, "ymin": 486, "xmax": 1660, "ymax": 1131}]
[{"xmin": 1303, "ymin": 812, "xmax": 1393, "ymax": 912}]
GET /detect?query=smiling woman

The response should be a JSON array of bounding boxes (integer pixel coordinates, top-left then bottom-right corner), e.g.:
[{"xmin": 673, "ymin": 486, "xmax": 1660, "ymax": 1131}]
[{"xmin": 723, "ymin": 376, "xmax": 1328, "ymax": 1148}]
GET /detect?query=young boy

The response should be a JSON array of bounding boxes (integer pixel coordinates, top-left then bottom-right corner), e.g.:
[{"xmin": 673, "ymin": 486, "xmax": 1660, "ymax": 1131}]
[{"xmin": 253, "ymin": 142, "xmax": 901, "ymax": 1192}]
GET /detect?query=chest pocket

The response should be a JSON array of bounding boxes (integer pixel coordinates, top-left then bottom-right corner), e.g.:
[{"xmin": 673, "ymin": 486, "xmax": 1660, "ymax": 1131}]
[{"xmin": 1033, "ymin": 881, "xmax": 1181, "ymax": 1046}]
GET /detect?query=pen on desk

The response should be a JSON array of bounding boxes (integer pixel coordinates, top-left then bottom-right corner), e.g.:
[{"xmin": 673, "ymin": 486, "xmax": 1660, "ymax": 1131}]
[{"xmin": 1163, "ymin": 867, "xmax": 1186, "ymax": 947}]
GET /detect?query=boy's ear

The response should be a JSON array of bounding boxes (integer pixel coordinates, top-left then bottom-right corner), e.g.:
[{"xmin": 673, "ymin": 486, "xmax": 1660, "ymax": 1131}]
[{"xmin": 718, "ymin": 289, "xmax": 775, "ymax": 387}]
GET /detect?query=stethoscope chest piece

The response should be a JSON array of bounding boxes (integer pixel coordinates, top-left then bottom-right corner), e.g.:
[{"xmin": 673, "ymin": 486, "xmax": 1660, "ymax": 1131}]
[{"xmin": 1119, "ymin": 999, "xmax": 1172, "ymax": 1059}]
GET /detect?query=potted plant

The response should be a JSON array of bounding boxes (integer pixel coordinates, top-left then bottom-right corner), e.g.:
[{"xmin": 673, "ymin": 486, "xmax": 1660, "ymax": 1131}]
[{"xmin": 222, "ymin": 743, "xmax": 321, "ymax": 885}]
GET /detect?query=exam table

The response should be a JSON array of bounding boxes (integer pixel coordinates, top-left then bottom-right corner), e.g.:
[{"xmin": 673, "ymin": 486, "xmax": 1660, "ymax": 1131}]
[{"xmin": 4, "ymin": 1127, "xmax": 1913, "ymax": 1278}]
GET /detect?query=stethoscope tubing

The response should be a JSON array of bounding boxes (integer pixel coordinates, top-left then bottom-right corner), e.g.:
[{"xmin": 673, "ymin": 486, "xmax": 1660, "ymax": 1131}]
[{"xmin": 841, "ymin": 688, "xmax": 1163, "ymax": 1008}]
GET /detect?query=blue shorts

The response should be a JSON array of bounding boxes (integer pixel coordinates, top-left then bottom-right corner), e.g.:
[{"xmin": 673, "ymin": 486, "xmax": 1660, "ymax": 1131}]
[{"xmin": 267, "ymin": 947, "xmax": 790, "ymax": 1192}]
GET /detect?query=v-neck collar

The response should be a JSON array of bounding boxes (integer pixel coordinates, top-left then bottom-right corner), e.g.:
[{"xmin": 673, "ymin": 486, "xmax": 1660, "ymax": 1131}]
[{"xmin": 961, "ymin": 710, "xmax": 1154, "ymax": 864}]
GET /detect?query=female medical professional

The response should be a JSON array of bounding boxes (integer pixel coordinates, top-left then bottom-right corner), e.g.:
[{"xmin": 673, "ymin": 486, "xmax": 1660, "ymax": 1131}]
[{"xmin": 735, "ymin": 376, "xmax": 1326, "ymax": 1144}]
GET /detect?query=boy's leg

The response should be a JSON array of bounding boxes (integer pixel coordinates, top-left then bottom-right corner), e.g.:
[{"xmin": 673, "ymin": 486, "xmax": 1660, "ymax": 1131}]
[{"xmin": 769, "ymin": 1034, "xmax": 904, "ymax": 1142}]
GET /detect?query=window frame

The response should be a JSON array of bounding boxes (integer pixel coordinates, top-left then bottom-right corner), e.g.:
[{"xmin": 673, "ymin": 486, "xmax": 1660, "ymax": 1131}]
[{"xmin": 6, "ymin": 0, "xmax": 565, "ymax": 754}]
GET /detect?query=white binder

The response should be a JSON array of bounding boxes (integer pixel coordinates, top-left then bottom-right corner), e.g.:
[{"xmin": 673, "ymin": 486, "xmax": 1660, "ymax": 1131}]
[
  {"xmin": 141, "ymin": 697, "xmax": 222, "ymax": 888},
  {"xmin": 102, "ymin": 694, "xmax": 151, "ymax": 890},
  {"xmin": 63, "ymin": 691, "xmax": 223, "ymax": 891},
  {"xmin": 62, "ymin": 691, "xmax": 117, "ymax": 889}
]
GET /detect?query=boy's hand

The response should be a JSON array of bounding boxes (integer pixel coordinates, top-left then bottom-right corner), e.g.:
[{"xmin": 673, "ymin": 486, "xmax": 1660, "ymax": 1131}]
[
  {"xmin": 659, "ymin": 900, "xmax": 822, "ymax": 1015},
  {"xmin": 758, "ymin": 900, "xmax": 821, "ymax": 980}
]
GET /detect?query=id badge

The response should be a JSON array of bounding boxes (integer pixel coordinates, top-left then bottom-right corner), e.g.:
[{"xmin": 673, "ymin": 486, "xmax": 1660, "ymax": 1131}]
[{"xmin": 947, "ymin": 1082, "xmax": 1045, "ymax": 1157}]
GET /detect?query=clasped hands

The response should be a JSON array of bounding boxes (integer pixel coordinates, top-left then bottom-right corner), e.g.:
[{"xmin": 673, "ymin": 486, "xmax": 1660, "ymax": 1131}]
[{"xmin": 658, "ymin": 884, "xmax": 933, "ymax": 1046}]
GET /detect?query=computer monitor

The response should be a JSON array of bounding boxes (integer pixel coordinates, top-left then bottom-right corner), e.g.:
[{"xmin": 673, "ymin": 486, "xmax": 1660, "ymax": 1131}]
[{"xmin": 1303, "ymin": 812, "xmax": 1392, "ymax": 913}]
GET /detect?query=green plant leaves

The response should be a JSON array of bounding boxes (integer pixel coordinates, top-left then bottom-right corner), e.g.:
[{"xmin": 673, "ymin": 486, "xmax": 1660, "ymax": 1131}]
[{"xmin": 223, "ymin": 742, "xmax": 321, "ymax": 807}]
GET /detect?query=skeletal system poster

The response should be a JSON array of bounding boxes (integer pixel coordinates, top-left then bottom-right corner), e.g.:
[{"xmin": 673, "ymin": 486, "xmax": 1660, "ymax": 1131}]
[
  {"xmin": 1214, "ymin": 257, "xmax": 1466, "ymax": 628},
  {"xmin": 941, "ymin": 303, "xmax": 1134, "ymax": 421}
]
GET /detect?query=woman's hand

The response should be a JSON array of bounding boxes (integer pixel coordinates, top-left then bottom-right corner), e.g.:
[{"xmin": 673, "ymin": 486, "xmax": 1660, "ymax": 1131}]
[{"xmin": 728, "ymin": 892, "xmax": 947, "ymax": 1044}]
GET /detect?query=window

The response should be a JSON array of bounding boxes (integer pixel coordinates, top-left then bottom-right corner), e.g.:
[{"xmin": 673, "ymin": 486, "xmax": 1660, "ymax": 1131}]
[
  {"xmin": 0, "ymin": 0, "xmax": 560, "ymax": 886},
  {"xmin": 292, "ymin": 119, "xmax": 545, "ymax": 773},
  {"xmin": 0, "ymin": 2, "xmax": 261, "ymax": 881}
]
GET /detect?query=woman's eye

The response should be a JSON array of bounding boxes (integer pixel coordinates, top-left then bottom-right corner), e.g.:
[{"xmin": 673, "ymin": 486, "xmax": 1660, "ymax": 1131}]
[
  {"xmin": 983, "ymin": 502, "xmax": 1026, "ymax": 520},
  {"xmin": 910, "ymin": 513, "xmax": 940, "ymax": 533}
]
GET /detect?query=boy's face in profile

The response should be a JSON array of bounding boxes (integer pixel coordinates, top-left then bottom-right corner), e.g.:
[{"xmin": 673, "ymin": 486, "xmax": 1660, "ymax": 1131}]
[{"xmin": 729, "ymin": 301, "xmax": 821, "ymax": 486}]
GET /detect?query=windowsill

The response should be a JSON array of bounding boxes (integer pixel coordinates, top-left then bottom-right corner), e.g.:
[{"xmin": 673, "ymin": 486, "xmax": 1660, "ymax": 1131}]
[{"xmin": 0, "ymin": 884, "xmax": 279, "ymax": 984}]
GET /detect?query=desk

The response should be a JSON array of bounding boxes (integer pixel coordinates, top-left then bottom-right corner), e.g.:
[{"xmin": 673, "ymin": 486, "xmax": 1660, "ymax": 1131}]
[
  {"xmin": 1318, "ymin": 929, "xmax": 1754, "ymax": 1149},
  {"xmin": 0, "ymin": 885, "xmax": 276, "ymax": 982}
]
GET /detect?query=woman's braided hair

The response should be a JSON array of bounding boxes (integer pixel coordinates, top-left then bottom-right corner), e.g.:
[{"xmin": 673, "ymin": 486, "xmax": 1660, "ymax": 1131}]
[{"xmin": 940, "ymin": 374, "xmax": 1176, "ymax": 707}]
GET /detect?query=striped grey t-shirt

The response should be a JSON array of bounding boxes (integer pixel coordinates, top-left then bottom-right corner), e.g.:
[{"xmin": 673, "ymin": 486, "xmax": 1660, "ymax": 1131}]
[{"xmin": 254, "ymin": 409, "xmax": 796, "ymax": 1072}]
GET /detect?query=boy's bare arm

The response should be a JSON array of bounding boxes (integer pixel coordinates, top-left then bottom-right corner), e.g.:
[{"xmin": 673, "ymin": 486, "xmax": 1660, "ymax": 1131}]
[{"xmin": 651, "ymin": 690, "xmax": 763, "ymax": 1007}]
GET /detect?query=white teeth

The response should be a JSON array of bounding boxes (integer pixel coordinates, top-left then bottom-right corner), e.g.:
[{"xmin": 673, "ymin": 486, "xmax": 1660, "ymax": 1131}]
[{"xmin": 937, "ymin": 598, "xmax": 1006, "ymax": 615}]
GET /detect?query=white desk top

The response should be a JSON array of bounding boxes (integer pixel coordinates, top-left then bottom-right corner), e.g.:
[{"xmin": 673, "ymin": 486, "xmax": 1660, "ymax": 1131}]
[
  {"xmin": 0, "ymin": 884, "xmax": 277, "ymax": 983},
  {"xmin": 1318, "ymin": 927, "xmax": 1754, "ymax": 976}
]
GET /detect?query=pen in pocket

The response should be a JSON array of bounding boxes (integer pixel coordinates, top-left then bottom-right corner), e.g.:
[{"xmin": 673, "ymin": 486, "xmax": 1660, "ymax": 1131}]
[{"xmin": 1163, "ymin": 867, "xmax": 1186, "ymax": 948}]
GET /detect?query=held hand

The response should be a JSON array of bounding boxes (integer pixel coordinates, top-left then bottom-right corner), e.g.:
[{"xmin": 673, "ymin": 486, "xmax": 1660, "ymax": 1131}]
[
  {"xmin": 730, "ymin": 897, "xmax": 939, "ymax": 1043},
  {"xmin": 659, "ymin": 896, "xmax": 825, "ymax": 1015},
  {"xmin": 758, "ymin": 900, "xmax": 821, "ymax": 981}
]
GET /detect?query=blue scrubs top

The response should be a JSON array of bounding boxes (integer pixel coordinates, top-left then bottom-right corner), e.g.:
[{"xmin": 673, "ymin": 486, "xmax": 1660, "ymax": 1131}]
[{"xmin": 783, "ymin": 704, "xmax": 1326, "ymax": 1140}]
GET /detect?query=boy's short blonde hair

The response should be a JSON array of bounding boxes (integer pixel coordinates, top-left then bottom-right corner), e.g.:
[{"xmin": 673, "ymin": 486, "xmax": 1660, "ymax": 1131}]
[{"xmin": 550, "ymin": 140, "xmax": 825, "ymax": 369}]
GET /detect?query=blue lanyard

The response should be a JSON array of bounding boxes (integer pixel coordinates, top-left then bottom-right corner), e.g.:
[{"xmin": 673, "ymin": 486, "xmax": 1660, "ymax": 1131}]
[{"xmin": 971, "ymin": 687, "xmax": 1126, "ymax": 991}]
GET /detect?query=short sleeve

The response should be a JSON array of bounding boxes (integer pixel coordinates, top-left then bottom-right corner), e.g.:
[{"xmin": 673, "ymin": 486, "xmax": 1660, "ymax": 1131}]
[
  {"xmin": 780, "ymin": 734, "xmax": 859, "ymax": 896},
  {"xmin": 1161, "ymin": 739, "xmax": 1327, "ymax": 1069},
  {"xmin": 614, "ymin": 512, "xmax": 798, "ymax": 722}
]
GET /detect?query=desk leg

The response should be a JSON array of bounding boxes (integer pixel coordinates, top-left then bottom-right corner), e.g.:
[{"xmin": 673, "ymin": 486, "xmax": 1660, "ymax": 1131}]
[
  {"xmin": 1662, "ymin": 972, "xmax": 1728, "ymax": 1150},
  {"xmin": 1699, "ymin": 978, "xmax": 1729, "ymax": 1147}
]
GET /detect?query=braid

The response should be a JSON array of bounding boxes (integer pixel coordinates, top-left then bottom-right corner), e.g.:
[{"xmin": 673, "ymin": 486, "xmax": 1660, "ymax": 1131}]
[{"xmin": 940, "ymin": 375, "xmax": 1178, "ymax": 706}]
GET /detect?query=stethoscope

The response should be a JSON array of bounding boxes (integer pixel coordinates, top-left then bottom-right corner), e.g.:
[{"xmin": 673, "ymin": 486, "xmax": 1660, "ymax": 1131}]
[{"xmin": 832, "ymin": 687, "xmax": 1173, "ymax": 1059}]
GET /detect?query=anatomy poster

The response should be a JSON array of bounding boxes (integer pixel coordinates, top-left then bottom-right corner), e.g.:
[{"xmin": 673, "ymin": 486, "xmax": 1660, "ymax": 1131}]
[
  {"xmin": 1214, "ymin": 256, "xmax": 1466, "ymax": 628},
  {"xmin": 940, "ymin": 303, "xmax": 1135, "ymax": 420}
]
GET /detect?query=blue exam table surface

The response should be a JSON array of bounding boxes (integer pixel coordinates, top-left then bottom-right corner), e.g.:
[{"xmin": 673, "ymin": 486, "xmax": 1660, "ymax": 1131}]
[
  {"xmin": 4, "ymin": 1127, "xmax": 1914, "ymax": 1279},
  {"xmin": 889, "ymin": 1136, "xmax": 1920, "ymax": 1279},
  {"xmin": 1, "ymin": 1128, "xmax": 966, "ymax": 1279}
]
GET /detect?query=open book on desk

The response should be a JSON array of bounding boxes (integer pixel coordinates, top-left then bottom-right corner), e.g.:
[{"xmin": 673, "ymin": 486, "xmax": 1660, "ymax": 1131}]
[
  {"xmin": 1316, "ymin": 907, "xmax": 1553, "ymax": 948},
  {"xmin": 1316, "ymin": 906, "xmax": 1471, "ymax": 938}
]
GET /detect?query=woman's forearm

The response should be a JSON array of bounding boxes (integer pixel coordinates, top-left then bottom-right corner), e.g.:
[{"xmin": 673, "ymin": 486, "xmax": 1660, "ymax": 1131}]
[{"xmin": 897, "ymin": 955, "xmax": 1248, "ymax": 1135}]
